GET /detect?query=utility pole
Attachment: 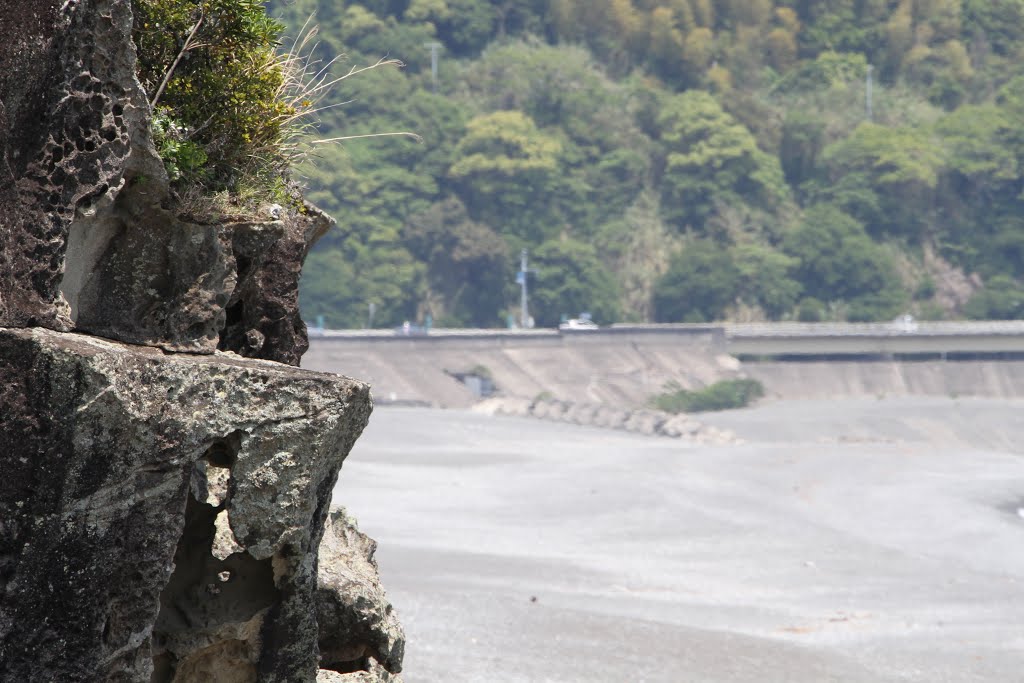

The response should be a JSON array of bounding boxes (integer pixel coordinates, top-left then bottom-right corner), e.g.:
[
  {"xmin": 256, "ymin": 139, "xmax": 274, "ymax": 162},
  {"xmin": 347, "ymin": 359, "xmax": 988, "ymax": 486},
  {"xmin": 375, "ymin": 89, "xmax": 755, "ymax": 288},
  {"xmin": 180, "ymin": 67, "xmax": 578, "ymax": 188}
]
[
  {"xmin": 423, "ymin": 41, "xmax": 442, "ymax": 92},
  {"xmin": 517, "ymin": 248, "xmax": 531, "ymax": 328},
  {"xmin": 866, "ymin": 64, "xmax": 874, "ymax": 121}
]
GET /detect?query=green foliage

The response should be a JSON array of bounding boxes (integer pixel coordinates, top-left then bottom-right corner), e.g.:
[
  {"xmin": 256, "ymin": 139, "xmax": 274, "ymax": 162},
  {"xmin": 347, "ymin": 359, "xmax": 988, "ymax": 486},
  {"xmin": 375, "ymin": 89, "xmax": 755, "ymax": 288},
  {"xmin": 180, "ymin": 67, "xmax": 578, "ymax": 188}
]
[
  {"xmin": 529, "ymin": 239, "xmax": 621, "ymax": 327},
  {"xmin": 782, "ymin": 204, "xmax": 905, "ymax": 320},
  {"xmin": 650, "ymin": 379, "xmax": 765, "ymax": 413},
  {"xmin": 402, "ymin": 197, "xmax": 508, "ymax": 326},
  {"xmin": 773, "ymin": 51, "xmax": 868, "ymax": 93},
  {"xmin": 459, "ymin": 42, "xmax": 651, "ymax": 232},
  {"xmin": 254, "ymin": 0, "xmax": 1024, "ymax": 328},
  {"xmin": 653, "ymin": 241, "xmax": 740, "ymax": 323},
  {"xmin": 797, "ymin": 297, "xmax": 827, "ymax": 322},
  {"xmin": 133, "ymin": 0, "xmax": 294, "ymax": 190},
  {"xmin": 731, "ymin": 244, "xmax": 802, "ymax": 319},
  {"xmin": 150, "ymin": 109, "xmax": 208, "ymax": 182},
  {"xmin": 818, "ymin": 123, "xmax": 944, "ymax": 238},
  {"xmin": 656, "ymin": 91, "xmax": 788, "ymax": 232},
  {"xmin": 963, "ymin": 0, "xmax": 1024, "ymax": 56},
  {"xmin": 963, "ymin": 275, "xmax": 1024, "ymax": 319},
  {"xmin": 449, "ymin": 110, "xmax": 562, "ymax": 244},
  {"xmin": 779, "ymin": 110, "xmax": 825, "ymax": 189},
  {"xmin": 300, "ymin": 241, "xmax": 424, "ymax": 329},
  {"xmin": 435, "ymin": 0, "xmax": 498, "ymax": 55}
]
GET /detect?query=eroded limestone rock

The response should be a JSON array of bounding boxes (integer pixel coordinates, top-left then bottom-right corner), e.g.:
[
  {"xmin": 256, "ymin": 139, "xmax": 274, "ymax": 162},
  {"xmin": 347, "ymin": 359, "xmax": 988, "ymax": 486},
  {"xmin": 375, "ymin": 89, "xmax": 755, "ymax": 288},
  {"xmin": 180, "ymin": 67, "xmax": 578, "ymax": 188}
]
[
  {"xmin": 1, "ymin": 4, "xmax": 405, "ymax": 682},
  {"xmin": 1, "ymin": 0, "xmax": 328, "ymax": 360},
  {"xmin": 0, "ymin": 326, "xmax": 372, "ymax": 681},
  {"xmin": 317, "ymin": 662, "xmax": 403, "ymax": 683},
  {"xmin": 317, "ymin": 509, "xmax": 404, "ymax": 678},
  {"xmin": 0, "ymin": 0, "xmax": 136, "ymax": 330},
  {"xmin": 218, "ymin": 202, "xmax": 334, "ymax": 366}
]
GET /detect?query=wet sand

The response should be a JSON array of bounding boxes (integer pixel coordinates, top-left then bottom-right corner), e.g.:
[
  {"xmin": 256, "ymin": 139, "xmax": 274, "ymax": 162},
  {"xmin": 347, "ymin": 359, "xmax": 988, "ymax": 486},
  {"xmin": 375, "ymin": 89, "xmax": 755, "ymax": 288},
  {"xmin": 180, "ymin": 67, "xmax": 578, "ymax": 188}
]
[{"xmin": 333, "ymin": 398, "xmax": 1024, "ymax": 682}]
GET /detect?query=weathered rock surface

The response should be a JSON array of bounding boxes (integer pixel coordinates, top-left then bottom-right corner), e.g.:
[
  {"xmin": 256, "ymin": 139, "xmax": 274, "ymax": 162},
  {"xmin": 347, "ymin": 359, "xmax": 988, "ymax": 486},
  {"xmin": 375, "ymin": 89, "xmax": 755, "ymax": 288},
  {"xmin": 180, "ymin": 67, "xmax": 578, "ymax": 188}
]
[
  {"xmin": 218, "ymin": 203, "xmax": 334, "ymax": 366},
  {"xmin": 62, "ymin": 103, "xmax": 328, "ymax": 360},
  {"xmin": 317, "ymin": 509, "xmax": 404, "ymax": 679},
  {"xmin": 0, "ymin": 0, "xmax": 326, "ymax": 360},
  {"xmin": 1, "ymin": 3, "xmax": 404, "ymax": 682},
  {"xmin": 0, "ymin": 0, "xmax": 135, "ymax": 330},
  {"xmin": 0, "ymin": 326, "xmax": 372, "ymax": 681},
  {"xmin": 317, "ymin": 662, "xmax": 403, "ymax": 683}
]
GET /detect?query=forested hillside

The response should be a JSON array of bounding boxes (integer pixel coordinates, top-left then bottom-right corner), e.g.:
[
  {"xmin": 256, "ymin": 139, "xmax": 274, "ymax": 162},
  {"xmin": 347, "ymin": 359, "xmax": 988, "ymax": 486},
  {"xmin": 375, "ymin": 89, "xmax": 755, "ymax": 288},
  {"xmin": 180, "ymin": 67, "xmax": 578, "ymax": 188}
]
[{"xmin": 261, "ymin": 0, "xmax": 1024, "ymax": 328}]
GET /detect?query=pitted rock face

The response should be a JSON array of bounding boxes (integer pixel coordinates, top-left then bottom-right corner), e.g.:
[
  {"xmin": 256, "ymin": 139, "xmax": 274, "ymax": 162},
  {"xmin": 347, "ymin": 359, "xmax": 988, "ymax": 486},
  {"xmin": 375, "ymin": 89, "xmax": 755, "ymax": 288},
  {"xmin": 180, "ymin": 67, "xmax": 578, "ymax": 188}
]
[
  {"xmin": 0, "ymin": 4, "xmax": 402, "ymax": 683},
  {"xmin": 0, "ymin": 0, "xmax": 135, "ymax": 330},
  {"xmin": 0, "ymin": 1, "xmax": 330, "ymax": 362},
  {"xmin": 0, "ymin": 326, "xmax": 373, "ymax": 682},
  {"xmin": 219, "ymin": 203, "xmax": 335, "ymax": 365}
]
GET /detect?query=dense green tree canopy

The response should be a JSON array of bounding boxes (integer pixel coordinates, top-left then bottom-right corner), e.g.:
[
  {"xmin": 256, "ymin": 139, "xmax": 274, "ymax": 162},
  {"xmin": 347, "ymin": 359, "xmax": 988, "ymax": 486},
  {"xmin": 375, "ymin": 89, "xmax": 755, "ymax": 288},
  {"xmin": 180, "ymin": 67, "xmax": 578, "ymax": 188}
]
[
  {"xmin": 653, "ymin": 240, "xmax": 740, "ymax": 323},
  {"xmin": 529, "ymin": 239, "xmax": 622, "ymax": 326},
  {"xmin": 656, "ymin": 91, "xmax": 789, "ymax": 232},
  {"xmin": 251, "ymin": 0, "xmax": 1024, "ymax": 327}
]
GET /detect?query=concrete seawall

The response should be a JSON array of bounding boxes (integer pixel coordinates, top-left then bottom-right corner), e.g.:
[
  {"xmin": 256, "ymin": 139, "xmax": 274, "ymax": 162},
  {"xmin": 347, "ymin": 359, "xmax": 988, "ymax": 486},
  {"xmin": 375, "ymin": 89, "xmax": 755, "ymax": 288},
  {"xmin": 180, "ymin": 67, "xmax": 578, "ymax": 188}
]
[
  {"xmin": 744, "ymin": 359, "xmax": 1024, "ymax": 400},
  {"xmin": 303, "ymin": 325, "xmax": 1024, "ymax": 406},
  {"xmin": 302, "ymin": 327, "xmax": 734, "ymax": 408}
]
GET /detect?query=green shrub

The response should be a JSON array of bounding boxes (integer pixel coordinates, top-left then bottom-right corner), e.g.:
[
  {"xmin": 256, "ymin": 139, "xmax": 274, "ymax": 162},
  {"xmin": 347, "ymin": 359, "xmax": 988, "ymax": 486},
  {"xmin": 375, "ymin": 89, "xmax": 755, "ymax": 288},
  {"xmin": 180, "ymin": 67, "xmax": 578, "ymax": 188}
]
[
  {"xmin": 963, "ymin": 275, "xmax": 1024, "ymax": 319},
  {"xmin": 133, "ymin": 0, "xmax": 294, "ymax": 191},
  {"xmin": 150, "ymin": 108, "xmax": 209, "ymax": 182},
  {"xmin": 796, "ymin": 297, "xmax": 826, "ymax": 322},
  {"xmin": 650, "ymin": 378, "xmax": 765, "ymax": 413}
]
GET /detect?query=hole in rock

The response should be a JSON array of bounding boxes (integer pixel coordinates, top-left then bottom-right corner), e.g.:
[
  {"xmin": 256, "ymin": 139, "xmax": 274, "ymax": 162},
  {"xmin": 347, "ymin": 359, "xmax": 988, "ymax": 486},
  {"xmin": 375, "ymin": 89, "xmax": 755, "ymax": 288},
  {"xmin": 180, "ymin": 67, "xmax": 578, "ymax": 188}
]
[
  {"xmin": 204, "ymin": 431, "xmax": 242, "ymax": 469},
  {"xmin": 151, "ymin": 482, "xmax": 278, "ymax": 682},
  {"xmin": 224, "ymin": 301, "xmax": 244, "ymax": 328}
]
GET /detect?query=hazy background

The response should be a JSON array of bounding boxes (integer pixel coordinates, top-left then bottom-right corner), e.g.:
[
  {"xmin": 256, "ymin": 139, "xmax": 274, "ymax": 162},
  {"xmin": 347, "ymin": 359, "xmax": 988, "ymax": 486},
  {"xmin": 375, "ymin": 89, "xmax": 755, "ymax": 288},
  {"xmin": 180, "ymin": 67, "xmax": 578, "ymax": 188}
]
[{"xmin": 266, "ymin": 0, "xmax": 1024, "ymax": 332}]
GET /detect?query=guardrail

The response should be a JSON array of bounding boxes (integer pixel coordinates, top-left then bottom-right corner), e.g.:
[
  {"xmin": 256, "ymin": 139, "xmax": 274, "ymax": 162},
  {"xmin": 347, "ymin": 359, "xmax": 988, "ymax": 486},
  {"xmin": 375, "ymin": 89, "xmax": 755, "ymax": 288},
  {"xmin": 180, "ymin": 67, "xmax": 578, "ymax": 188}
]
[
  {"xmin": 724, "ymin": 321, "xmax": 1024, "ymax": 357},
  {"xmin": 306, "ymin": 321, "xmax": 1024, "ymax": 358}
]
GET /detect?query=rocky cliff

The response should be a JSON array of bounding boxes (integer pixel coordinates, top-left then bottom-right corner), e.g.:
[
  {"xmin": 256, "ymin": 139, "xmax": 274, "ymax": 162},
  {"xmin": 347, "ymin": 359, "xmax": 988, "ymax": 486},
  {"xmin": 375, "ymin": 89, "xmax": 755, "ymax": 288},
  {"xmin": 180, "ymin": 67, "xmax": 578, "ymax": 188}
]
[{"xmin": 0, "ymin": 1, "xmax": 401, "ymax": 681}]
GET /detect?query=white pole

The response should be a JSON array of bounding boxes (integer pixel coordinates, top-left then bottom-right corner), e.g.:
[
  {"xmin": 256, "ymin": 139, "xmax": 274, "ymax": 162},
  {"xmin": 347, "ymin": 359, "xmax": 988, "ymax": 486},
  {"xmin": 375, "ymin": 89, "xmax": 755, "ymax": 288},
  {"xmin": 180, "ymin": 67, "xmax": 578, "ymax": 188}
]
[{"xmin": 520, "ymin": 248, "xmax": 529, "ymax": 328}]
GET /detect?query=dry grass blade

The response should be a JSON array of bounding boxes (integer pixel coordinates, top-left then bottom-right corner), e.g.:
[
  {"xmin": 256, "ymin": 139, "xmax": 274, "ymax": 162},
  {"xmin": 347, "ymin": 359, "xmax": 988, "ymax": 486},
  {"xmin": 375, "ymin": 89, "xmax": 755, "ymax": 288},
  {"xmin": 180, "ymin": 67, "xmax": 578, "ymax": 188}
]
[{"xmin": 248, "ymin": 14, "xmax": 421, "ymax": 175}]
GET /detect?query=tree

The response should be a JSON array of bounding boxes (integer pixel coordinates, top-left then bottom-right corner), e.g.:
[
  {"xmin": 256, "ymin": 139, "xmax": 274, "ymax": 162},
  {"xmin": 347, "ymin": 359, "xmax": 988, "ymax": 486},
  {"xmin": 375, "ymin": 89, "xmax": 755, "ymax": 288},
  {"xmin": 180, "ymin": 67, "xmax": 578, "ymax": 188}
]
[
  {"xmin": 779, "ymin": 110, "xmax": 826, "ymax": 190},
  {"xmin": 964, "ymin": 0, "xmax": 1024, "ymax": 56},
  {"xmin": 782, "ymin": 203, "xmax": 904, "ymax": 320},
  {"xmin": 435, "ymin": 0, "xmax": 498, "ymax": 55},
  {"xmin": 300, "ymin": 242, "xmax": 424, "ymax": 329},
  {"xmin": 964, "ymin": 275, "xmax": 1024, "ymax": 319},
  {"xmin": 402, "ymin": 197, "xmax": 508, "ymax": 326},
  {"xmin": 819, "ymin": 123, "xmax": 944, "ymax": 238},
  {"xmin": 597, "ymin": 192, "xmax": 680, "ymax": 322},
  {"xmin": 459, "ymin": 42, "xmax": 651, "ymax": 233},
  {"xmin": 529, "ymin": 239, "xmax": 621, "ymax": 327},
  {"xmin": 448, "ymin": 110, "xmax": 562, "ymax": 244},
  {"xmin": 653, "ymin": 240, "xmax": 740, "ymax": 322},
  {"xmin": 731, "ymin": 244, "xmax": 802, "ymax": 319},
  {"xmin": 937, "ymin": 104, "xmax": 1019, "ymax": 201},
  {"xmin": 656, "ymin": 91, "xmax": 788, "ymax": 233}
]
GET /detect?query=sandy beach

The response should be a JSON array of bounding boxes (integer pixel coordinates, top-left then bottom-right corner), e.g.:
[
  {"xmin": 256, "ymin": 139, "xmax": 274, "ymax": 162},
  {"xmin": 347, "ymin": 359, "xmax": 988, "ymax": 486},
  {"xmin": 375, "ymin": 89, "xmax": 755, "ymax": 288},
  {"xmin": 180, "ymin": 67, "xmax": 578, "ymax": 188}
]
[{"xmin": 333, "ymin": 398, "xmax": 1024, "ymax": 682}]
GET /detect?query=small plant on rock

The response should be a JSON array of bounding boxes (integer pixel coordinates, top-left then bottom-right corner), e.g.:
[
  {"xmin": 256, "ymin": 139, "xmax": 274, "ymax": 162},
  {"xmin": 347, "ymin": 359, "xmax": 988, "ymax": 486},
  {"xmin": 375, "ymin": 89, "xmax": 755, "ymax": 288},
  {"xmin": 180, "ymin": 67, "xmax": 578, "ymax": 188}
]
[{"xmin": 131, "ymin": 0, "xmax": 416, "ymax": 205}]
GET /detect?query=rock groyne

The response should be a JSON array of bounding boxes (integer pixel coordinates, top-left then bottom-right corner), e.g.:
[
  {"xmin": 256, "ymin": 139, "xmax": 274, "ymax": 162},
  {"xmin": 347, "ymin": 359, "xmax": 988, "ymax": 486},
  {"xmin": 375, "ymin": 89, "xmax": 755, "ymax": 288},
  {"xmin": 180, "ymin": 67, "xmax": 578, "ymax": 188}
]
[{"xmin": 473, "ymin": 396, "xmax": 740, "ymax": 444}]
